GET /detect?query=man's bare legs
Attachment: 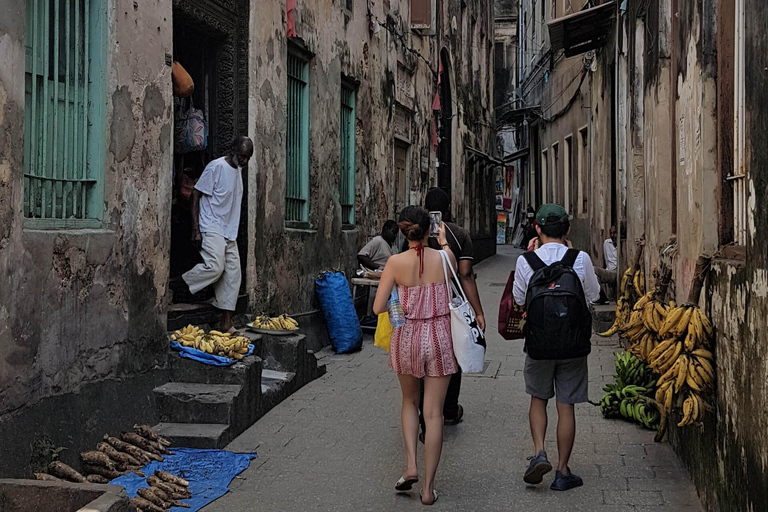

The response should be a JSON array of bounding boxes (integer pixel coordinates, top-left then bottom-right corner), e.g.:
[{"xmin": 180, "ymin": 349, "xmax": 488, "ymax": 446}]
[
  {"xmin": 220, "ymin": 310, "xmax": 234, "ymax": 332},
  {"xmin": 529, "ymin": 396, "xmax": 548, "ymax": 454},
  {"xmin": 555, "ymin": 402, "xmax": 576, "ymax": 474}
]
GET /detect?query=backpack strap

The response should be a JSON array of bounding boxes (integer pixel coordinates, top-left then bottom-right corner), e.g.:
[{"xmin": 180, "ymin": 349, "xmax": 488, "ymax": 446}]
[
  {"xmin": 522, "ymin": 251, "xmax": 547, "ymax": 272},
  {"xmin": 561, "ymin": 248, "xmax": 580, "ymax": 268}
]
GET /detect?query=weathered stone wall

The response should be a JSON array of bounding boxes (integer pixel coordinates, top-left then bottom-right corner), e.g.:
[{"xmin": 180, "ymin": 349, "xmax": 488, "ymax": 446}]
[
  {"xmin": 610, "ymin": 1, "xmax": 768, "ymax": 510},
  {"xmin": 0, "ymin": 0, "xmax": 172, "ymax": 418},
  {"xmin": 246, "ymin": 0, "xmax": 495, "ymax": 315}
]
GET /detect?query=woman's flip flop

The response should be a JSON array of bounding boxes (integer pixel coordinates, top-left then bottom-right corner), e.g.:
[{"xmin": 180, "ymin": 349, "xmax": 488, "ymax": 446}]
[
  {"xmin": 395, "ymin": 476, "xmax": 419, "ymax": 491},
  {"xmin": 420, "ymin": 489, "xmax": 439, "ymax": 505}
]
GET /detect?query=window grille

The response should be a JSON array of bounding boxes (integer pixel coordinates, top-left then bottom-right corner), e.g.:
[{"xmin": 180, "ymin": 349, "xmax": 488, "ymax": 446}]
[
  {"xmin": 24, "ymin": 0, "xmax": 103, "ymax": 226},
  {"xmin": 340, "ymin": 83, "xmax": 356, "ymax": 225},
  {"xmin": 286, "ymin": 50, "xmax": 310, "ymax": 223},
  {"xmin": 731, "ymin": 0, "xmax": 747, "ymax": 245}
]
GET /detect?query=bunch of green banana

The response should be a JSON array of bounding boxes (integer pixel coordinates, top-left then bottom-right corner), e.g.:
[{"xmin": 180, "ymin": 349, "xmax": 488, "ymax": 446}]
[
  {"xmin": 599, "ymin": 386, "xmax": 660, "ymax": 429},
  {"xmin": 251, "ymin": 314, "xmax": 299, "ymax": 331},
  {"xmin": 612, "ymin": 351, "xmax": 657, "ymax": 389}
]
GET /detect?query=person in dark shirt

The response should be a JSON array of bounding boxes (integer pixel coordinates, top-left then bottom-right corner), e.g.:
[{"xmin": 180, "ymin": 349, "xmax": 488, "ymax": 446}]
[{"xmin": 410, "ymin": 188, "xmax": 486, "ymax": 437}]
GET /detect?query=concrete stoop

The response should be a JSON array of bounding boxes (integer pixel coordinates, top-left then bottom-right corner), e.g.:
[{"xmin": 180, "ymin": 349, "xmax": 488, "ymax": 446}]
[
  {"xmin": 153, "ymin": 332, "xmax": 326, "ymax": 449},
  {"xmin": 592, "ymin": 303, "xmax": 617, "ymax": 334}
]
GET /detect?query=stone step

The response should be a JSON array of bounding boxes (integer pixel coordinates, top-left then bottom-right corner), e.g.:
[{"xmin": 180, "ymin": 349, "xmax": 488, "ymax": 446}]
[
  {"xmin": 593, "ymin": 303, "xmax": 617, "ymax": 333},
  {"xmin": 152, "ymin": 422, "xmax": 230, "ymax": 449},
  {"xmin": 260, "ymin": 370, "xmax": 295, "ymax": 395},
  {"xmin": 154, "ymin": 383, "xmax": 241, "ymax": 425},
  {"xmin": 169, "ymin": 350, "xmax": 263, "ymax": 386}
]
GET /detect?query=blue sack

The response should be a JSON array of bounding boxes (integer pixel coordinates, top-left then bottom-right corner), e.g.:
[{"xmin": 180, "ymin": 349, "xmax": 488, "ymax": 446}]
[{"xmin": 315, "ymin": 271, "xmax": 362, "ymax": 354}]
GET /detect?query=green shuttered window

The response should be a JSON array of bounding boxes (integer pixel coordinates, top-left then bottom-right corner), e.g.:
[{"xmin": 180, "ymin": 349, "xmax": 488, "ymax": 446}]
[
  {"xmin": 23, "ymin": 0, "xmax": 105, "ymax": 227},
  {"xmin": 340, "ymin": 83, "xmax": 356, "ymax": 225},
  {"xmin": 286, "ymin": 49, "xmax": 310, "ymax": 223}
]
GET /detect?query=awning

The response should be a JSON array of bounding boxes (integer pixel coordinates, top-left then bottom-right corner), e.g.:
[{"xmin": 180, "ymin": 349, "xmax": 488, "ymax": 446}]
[
  {"xmin": 503, "ymin": 146, "xmax": 530, "ymax": 163},
  {"xmin": 548, "ymin": 1, "xmax": 616, "ymax": 57}
]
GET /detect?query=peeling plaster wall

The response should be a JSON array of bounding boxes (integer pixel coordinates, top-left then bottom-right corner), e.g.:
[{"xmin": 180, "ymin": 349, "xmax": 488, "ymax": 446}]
[
  {"xmin": 247, "ymin": 0, "xmax": 495, "ymax": 315},
  {"xmin": 614, "ymin": 1, "xmax": 768, "ymax": 510},
  {"xmin": 0, "ymin": 0, "xmax": 173, "ymax": 421}
]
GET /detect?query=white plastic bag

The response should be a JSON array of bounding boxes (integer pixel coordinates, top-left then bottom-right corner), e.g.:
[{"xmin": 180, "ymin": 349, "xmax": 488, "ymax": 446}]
[{"xmin": 439, "ymin": 251, "xmax": 486, "ymax": 373}]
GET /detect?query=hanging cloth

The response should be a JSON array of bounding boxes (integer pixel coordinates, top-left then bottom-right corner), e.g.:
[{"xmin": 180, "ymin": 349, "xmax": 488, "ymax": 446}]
[{"xmin": 287, "ymin": 0, "xmax": 297, "ymax": 37}]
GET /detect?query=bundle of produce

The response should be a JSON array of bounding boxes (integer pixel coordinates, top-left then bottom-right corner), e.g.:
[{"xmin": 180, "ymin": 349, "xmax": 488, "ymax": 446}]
[
  {"xmin": 250, "ymin": 314, "xmax": 299, "ymax": 331},
  {"xmin": 621, "ymin": 268, "xmax": 673, "ymax": 362},
  {"xmin": 171, "ymin": 325, "xmax": 252, "ymax": 359},
  {"xmin": 598, "ymin": 243, "xmax": 645, "ymax": 337},
  {"xmin": 131, "ymin": 471, "xmax": 192, "ymax": 512},
  {"xmin": 648, "ymin": 255, "xmax": 716, "ymax": 432},
  {"xmin": 599, "ymin": 352, "xmax": 660, "ymax": 429}
]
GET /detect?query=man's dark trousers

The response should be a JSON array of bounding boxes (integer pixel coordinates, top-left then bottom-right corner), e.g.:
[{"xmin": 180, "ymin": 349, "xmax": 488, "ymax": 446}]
[{"xmin": 419, "ymin": 371, "xmax": 462, "ymax": 431}]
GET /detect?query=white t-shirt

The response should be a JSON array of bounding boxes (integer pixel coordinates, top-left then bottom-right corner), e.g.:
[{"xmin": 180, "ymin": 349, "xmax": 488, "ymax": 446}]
[
  {"xmin": 195, "ymin": 157, "xmax": 243, "ymax": 241},
  {"xmin": 604, "ymin": 238, "xmax": 617, "ymax": 271},
  {"xmin": 513, "ymin": 242, "xmax": 601, "ymax": 306}
]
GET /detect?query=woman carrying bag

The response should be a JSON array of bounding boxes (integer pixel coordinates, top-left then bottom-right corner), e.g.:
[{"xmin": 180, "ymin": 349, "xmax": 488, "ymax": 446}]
[{"xmin": 373, "ymin": 206, "xmax": 458, "ymax": 506}]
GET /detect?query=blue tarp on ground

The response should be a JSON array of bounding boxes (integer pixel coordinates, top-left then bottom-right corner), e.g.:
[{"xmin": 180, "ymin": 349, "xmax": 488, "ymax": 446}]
[
  {"xmin": 170, "ymin": 340, "xmax": 254, "ymax": 366},
  {"xmin": 110, "ymin": 448, "xmax": 257, "ymax": 512}
]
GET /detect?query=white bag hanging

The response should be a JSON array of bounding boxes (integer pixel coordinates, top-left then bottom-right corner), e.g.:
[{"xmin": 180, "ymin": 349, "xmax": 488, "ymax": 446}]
[{"xmin": 440, "ymin": 251, "xmax": 486, "ymax": 373}]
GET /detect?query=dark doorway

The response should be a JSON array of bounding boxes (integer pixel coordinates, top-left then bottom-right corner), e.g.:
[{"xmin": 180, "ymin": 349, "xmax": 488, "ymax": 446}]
[
  {"xmin": 168, "ymin": 0, "xmax": 249, "ymax": 329},
  {"xmin": 438, "ymin": 49, "xmax": 453, "ymax": 203}
]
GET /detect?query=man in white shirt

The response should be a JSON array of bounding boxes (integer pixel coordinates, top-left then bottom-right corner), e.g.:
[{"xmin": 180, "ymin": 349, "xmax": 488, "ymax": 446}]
[
  {"xmin": 594, "ymin": 225, "xmax": 618, "ymax": 302},
  {"xmin": 513, "ymin": 204, "xmax": 599, "ymax": 492},
  {"xmin": 183, "ymin": 136, "xmax": 254, "ymax": 333}
]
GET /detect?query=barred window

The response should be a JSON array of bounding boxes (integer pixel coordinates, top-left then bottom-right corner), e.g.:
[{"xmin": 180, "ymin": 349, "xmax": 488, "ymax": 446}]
[
  {"xmin": 340, "ymin": 82, "xmax": 356, "ymax": 225},
  {"xmin": 24, "ymin": 0, "xmax": 105, "ymax": 227},
  {"xmin": 286, "ymin": 48, "xmax": 310, "ymax": 224}
]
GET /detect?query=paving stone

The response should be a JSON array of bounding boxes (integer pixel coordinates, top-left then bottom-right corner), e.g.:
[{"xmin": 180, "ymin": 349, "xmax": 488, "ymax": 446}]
[
  {"xmin": 604, "ymin": 490, "xmax": 665, "ymax": 506},
  {"xmin": 200, "ymin": 247, "xmax": 704, "ymax": 512}
]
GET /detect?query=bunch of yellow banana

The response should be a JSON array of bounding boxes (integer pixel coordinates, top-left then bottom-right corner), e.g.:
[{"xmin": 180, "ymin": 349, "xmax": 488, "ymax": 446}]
[
  {"xmin": 208, "ymin": 330, "xmax": 252, "ymax": 360},
  {"xmin": 598, "ymin": 268, "xmax": 643, "ymax": 337},
  {"xmin": 677, "ymin": 390, "xmax": 711, "ymax": 427},
  {"xmin": 170, "ymin": 324, "xmax": 206, "ymax": 345},
  {"xmin": 658, "ymin": 304, "xmax": 714, "ymax": 350},
  {"xmin": 251, "ymin": 314, "xmax": 299, "ymax": 331}
]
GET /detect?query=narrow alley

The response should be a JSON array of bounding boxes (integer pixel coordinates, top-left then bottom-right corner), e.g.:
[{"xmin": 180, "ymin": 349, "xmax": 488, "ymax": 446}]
[{"xmin": 202, "ymin": 247, "xmax": 703, "ymax": 512}]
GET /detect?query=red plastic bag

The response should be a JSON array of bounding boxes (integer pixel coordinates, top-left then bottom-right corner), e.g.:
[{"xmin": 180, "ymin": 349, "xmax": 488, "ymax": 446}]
[{"xmin": 498, "ymin": 270, "xmax": 525, "ymax": 340}]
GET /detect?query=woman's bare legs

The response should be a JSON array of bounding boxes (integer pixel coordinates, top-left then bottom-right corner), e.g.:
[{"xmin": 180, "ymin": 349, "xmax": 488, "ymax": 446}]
[
  {"xmin": 421, "ymin": 375, "xmax": 452, "ymax": 504},
  {"xmin": 397, "ymin": 374, "xmax": 421, "ymax": 482}
]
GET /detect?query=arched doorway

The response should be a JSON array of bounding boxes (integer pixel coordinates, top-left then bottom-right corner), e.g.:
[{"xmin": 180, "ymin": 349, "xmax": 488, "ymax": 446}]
[{"xmin": 438, "ymin": 49, "xmax": 453, "ymax": 204}]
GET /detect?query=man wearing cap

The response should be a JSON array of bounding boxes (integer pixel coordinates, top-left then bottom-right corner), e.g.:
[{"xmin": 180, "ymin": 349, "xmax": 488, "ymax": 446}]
[{"xmin": 512, "ymin": 203, "xmax": 600, "ymax": 492}]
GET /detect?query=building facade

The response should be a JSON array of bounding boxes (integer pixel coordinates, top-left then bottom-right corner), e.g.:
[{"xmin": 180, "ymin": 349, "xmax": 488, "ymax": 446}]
[
  {"xmin": 0, "ymin": 0, "xmax": 496, "ymax": 477},
  {"xmin": 513, "ymin": 0, "xmax": 768, "ymax": 509}
]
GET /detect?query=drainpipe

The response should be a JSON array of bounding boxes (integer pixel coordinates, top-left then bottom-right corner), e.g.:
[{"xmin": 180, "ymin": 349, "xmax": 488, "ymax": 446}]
[{"xmin": 614, "ymin": 0, "xmax": 622, "ymax": 289}]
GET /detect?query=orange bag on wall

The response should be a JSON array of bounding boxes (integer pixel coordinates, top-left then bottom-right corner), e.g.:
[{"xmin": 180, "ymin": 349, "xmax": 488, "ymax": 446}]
[{"xmin": 172, "ymin": 62, "xmax": 194, "ymax": 97}]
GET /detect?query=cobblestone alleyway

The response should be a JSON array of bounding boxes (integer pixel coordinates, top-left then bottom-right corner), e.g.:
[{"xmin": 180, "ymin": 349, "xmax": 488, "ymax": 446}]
[{"xmin": 203, "ymin": 246, "xmax": 704, "ymax": 512}]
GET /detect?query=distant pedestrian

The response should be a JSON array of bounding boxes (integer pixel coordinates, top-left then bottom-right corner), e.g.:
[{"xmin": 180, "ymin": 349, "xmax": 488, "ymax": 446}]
[
  {"xmin": 357, "ymin": 220, "xmax": 399, "ymax": 270},
  {"xmin": 182, "ymin": 136, "xmax": 254, "ymax": 333},
  {"xmin": 374, "ymin": 206, "xmax": 458, "ymax": 506},
  {"xmin": 513, "ymin": 203, "xmax": 600, "ymax": 491},
  {"xmin": 594, "ymin": 225, "xmax": 618, "ymax": 303},
  {"xmin": 414, "ymin": 188, "xmax": 485, "ymax": 438}
]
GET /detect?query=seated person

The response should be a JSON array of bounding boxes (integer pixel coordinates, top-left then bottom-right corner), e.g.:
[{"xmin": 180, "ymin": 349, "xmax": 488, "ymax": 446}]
[
  {"xmin": 594, "ymin": 225, "xmax": 618, "ymax": 303},
  {"xmin": 358, "ymin": 220, "xmax": 399, "ymax": 271}
]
